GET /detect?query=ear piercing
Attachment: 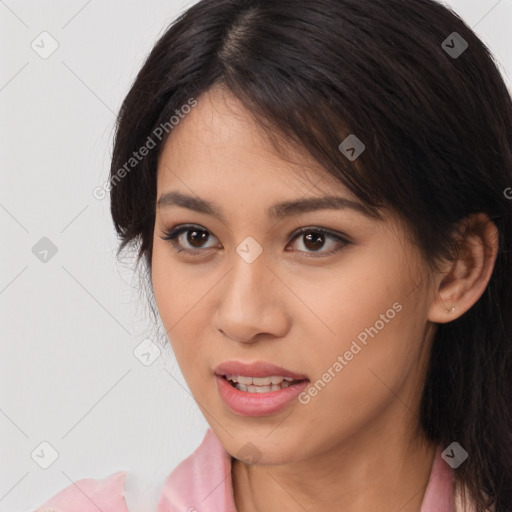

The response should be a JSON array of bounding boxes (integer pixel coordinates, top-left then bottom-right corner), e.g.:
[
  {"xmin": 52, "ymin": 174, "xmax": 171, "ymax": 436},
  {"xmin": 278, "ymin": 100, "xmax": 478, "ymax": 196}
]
[{"xmin": 447, "ymin": 307, "xmax": 456, "ymax": 313}]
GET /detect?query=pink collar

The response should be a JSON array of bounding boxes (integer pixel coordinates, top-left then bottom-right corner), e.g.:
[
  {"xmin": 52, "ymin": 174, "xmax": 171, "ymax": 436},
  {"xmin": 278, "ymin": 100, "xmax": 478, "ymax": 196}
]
[
  {"xmin": 158, "ymin": 430, "xmax": 455, "ymax": 512},
  {"xmin": 421, "ymin": 444, "xmax": 455, "ymax": 511},
  {"xmin": 157, "ymin": 428, "xmax": 236, "ymax": 511},
  {"xmin": 36, "ymin": 429, "xmax": 454, "ymax": 512}
]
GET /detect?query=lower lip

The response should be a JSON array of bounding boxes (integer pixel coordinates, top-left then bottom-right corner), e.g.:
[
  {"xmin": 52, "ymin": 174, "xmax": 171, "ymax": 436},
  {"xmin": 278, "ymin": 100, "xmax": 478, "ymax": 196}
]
[{"xmin": 215, "ymin": 375, "xmax": 309, "ymax": 417}]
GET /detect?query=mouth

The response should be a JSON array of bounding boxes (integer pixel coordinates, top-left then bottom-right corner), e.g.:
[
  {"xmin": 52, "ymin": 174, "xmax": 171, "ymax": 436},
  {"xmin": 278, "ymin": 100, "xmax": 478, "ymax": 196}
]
[
  {"xmin": 214, "ymin": 364, "xmax": 311, "ymax": 416},
  {"xmin": 214, "ymin": 360, "xmax": 309, "ymax": 393},
  {"xmin": 220, "ymin": 374, "xmax": 308, "ymax": 393}
]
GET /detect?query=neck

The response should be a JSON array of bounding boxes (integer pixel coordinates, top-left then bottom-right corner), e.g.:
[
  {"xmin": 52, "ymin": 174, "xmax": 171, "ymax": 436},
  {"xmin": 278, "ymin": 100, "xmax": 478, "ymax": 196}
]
[{"xmin": 232, "ymin": 411, "xmax": 437, "ymax": 512}]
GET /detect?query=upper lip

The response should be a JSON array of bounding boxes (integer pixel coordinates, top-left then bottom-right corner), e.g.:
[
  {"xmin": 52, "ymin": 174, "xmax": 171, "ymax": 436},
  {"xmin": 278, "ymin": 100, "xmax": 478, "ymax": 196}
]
[{"xmin": 214, "ymin": 360, "xmax": 309, "ymax": 381}]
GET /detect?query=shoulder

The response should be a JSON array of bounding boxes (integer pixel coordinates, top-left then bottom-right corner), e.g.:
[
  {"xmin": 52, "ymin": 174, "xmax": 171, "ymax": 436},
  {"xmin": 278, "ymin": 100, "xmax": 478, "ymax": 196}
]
[{"xmin": 33, "ymin": 470, "xmax": 128, "ymax": 512}]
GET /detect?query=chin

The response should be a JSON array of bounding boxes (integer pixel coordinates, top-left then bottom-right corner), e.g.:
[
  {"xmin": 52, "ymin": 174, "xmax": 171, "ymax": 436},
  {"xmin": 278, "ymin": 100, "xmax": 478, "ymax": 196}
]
[{"xmin": 218, "ymin": 426, "xmax": 310, "ymax": 466}]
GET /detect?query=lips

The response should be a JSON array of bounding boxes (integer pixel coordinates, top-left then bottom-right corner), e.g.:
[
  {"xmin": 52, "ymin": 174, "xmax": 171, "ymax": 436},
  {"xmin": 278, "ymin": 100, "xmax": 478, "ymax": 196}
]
[
  {"xmin": 214, "ymin": 369, "xmax": 310, "ymax": 416},
  {"xmin": 214, "ymin": 360, "xmax": 309, "ymax": 381}
]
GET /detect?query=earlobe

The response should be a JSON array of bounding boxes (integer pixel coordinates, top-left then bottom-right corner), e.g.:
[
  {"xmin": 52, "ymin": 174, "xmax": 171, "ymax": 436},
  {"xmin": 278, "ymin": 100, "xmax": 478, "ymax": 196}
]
[{"xmin": 427, "ymin": 213, "xmax": 499, "ymax": 324}]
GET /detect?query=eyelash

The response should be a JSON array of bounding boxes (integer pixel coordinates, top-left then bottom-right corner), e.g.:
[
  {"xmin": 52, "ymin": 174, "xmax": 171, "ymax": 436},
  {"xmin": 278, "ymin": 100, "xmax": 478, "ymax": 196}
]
[{"xmin": 159, "ymin": 224, "xmax": 350, "ymax": 258}]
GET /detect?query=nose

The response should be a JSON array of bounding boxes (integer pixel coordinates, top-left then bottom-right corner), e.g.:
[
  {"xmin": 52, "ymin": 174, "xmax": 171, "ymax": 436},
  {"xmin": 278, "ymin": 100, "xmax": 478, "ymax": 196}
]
[{"xmin": 213, "ymin": 252, "xmax": 291, "ymax": 344}]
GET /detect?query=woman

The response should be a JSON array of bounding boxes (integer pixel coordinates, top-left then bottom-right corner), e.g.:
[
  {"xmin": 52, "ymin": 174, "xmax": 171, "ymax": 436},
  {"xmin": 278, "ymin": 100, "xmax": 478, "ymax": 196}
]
[{"xmin": 35, "ymin": 0, "xmax": 512, "ymax": 510}]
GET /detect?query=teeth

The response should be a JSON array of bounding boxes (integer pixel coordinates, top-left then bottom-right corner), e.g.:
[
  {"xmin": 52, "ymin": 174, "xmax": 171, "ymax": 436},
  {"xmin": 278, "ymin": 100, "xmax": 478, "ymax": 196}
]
[
  {"xmin": 235, "ymin": 381, "xmax": 295, "ymax": 392},
  {"xmin": 222, "ymin": 374, "xmax": 303, "ymax": 393},
  {"xmin": 225, "ymin": 375, "xmax": 296, "ymax": 386}
]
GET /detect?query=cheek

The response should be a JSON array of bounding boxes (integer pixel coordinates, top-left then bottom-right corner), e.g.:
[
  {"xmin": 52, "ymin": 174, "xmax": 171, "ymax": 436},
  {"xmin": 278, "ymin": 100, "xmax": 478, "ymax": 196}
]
[
  {"xmin": 151, "ymin": 247, "xmax": 204, "ymax": 370},
  {"xmin": 297, "ymin": 257, "xmax": 406, "ymax": 357},
  {"xmin": 302, "ymin": 314, "xmax": 427, "ymax": 449},
  {"xmin": 297, "ymin": 255, "xmax": 428, "ymax": 412}
]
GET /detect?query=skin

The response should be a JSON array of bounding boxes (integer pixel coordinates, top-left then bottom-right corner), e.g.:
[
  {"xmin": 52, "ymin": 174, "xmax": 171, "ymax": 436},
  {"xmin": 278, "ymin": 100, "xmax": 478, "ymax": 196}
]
[{"xmin": 151, "ymin": 86, "xmax": 499, "ymax": 512}]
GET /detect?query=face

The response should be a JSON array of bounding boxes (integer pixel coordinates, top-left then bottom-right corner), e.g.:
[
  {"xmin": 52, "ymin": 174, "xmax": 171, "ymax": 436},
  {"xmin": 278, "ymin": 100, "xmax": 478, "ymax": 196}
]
[{"xmin": 151, "ymin": 86, "xmax": 438, "ymax": 465}]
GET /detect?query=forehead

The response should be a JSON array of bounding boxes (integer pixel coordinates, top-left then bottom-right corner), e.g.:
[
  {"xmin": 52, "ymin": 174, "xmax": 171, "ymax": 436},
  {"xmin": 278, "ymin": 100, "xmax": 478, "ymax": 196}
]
[{"xmin": 156, "ymin": 86, "xmax": 359, "ymax": 201}]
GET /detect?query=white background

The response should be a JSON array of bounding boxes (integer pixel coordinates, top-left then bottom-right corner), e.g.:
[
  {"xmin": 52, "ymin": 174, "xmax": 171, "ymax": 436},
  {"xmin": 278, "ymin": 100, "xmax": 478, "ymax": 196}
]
[{"xmin": 0, "ymin": 1, "xmax": 510, "ymax": 511}]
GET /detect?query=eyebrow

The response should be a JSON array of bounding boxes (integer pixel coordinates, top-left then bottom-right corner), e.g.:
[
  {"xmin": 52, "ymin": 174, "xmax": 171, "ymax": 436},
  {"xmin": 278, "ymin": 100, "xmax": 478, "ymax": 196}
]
[{"xmin": 156, "ymin": 191, "xmax": 379, "ymax": 222}]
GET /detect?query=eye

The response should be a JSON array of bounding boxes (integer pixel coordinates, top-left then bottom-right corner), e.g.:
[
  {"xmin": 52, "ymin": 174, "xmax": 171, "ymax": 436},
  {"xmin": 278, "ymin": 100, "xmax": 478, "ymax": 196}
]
[
  {"xmin": 159, "ymin": 224, "xmax": 218, "ymax": 255},
  {"xmin": 287, "ymin": 227, "xmax": 350, "ymax": 257},
  {"xmin": 159, "ymin": 224, "xmax": 350, "ymax": 257}
]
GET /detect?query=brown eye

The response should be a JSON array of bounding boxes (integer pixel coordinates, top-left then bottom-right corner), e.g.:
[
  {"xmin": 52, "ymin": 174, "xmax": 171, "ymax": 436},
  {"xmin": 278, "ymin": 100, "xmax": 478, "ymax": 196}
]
[
  {"xmin": 160, "ymin": 224, "xmax": 218, "ymax": 254},
  {"xmin": 288, "ymin": 227, "xmax": 350, "ymax": 257},
  {"xmin": 302, "ymin": 231, "xmax": 326, "ymax": 251},
  {"xmin": 185, "ymin": 228, "xmax": 210, "ymax": 248}
]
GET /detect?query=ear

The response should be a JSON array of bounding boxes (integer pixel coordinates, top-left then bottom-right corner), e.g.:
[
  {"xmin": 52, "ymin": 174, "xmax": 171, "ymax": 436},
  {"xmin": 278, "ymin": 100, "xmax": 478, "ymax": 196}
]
[{"xmin": 428, "ymin": 213, "xmax": 499, "ymax": 324}]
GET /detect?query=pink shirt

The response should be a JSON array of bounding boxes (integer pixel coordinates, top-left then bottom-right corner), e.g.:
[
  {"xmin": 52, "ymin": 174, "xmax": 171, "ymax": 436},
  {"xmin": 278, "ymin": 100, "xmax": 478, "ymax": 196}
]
[{"xmin": 34, "ymin": 428, "xmax": 456, "ymax": 512}]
